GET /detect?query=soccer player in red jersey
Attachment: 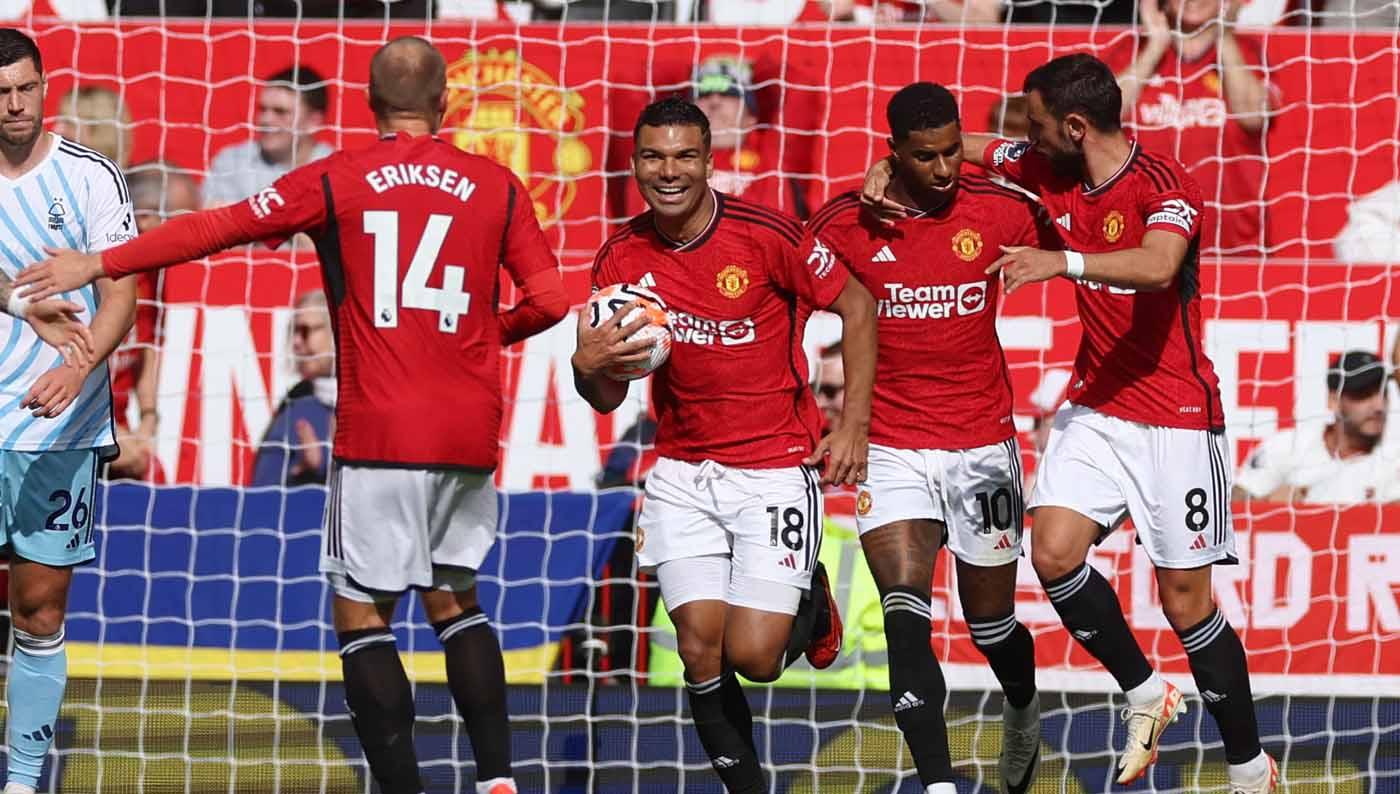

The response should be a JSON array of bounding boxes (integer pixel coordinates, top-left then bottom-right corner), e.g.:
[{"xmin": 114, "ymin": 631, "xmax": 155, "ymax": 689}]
[
  {"xmin": 860, "ymin": 54, "xmax": 1276, "ymax": 793},
  {"xmin": 573, "ymin": 97, "xmax": 876, "ymax": 794},
  {"xmin": 20, "ymin": 38, "xmax": 568, "ymax": 794},
  {"xmin": 809, "ymin": 83, "xmax": 1050, "ymax": 794}
]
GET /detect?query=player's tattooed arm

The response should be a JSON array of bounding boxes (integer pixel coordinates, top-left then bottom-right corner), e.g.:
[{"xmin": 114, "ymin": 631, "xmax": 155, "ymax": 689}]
[
  {"xmin": 22, "ymin": 274, "xmax": 136, "ymax": 418},
  {"xmin": 571, "ymin": 300, "xmax": 651, "ymax": 414},
  {"xmin": 0, "ymin": 270, "xmax": 96, "ymax": 369}
]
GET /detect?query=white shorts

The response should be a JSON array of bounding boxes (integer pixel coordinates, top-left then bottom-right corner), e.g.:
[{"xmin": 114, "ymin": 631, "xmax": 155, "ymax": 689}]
[
  {"xmin": 636, "ymin": 457, "xmax": 823, "ymax": 597},
  {"xmin": 656, "ymin": 554, "xmax": 804, "ymax": 616},
  {"xmin": 320, "ymin": 463, "xmax": 498, "ymax": 601},
  {"xmin": 1029, "ymin": 403, "xmax": 1237, "ymax": 569},
  {"xmin": 855, "ymin": 440, "xmax": 1025, "ymax": 567}
]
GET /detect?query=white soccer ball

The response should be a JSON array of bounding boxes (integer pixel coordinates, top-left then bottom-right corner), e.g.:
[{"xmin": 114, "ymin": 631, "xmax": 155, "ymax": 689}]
[{"xmin": 586, "ymin": 283, "xmax": 673, "ymax": 381}]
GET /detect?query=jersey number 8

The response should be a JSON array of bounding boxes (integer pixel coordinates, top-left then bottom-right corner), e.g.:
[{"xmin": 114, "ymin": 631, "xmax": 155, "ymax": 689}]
[{"xmin": 365, "ymin": 211, "xmax": 472, "ymax": 333}]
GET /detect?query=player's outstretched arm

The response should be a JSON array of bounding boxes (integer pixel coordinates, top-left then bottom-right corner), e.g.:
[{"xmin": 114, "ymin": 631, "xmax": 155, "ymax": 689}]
[
  {"xmin": 500, "ymin": 269, "xmax": 570, "ymax": 346},
  {"xmin": 571, "ymin": 301, "xmax": 653, "ymax": 414},
  {"xmin": 0, "ymin": 272, "xmax": 96, "ymax": 368},
  {"xmin": 22, "ymin": 275, "xmax": 137, "ymax": 418},
  {"xmin": 804, "ymin": 279, "xmax": 876, "ymax": 486},
  {"xmin": 988, "ymin": 229, "xmax": 1189, "ymax": 294}
]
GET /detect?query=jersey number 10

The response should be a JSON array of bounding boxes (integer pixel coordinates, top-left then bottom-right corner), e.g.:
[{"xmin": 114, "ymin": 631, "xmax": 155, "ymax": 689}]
[{"xmin": 364, "ymin": 211, "xmax": 471, "ymax": 333}]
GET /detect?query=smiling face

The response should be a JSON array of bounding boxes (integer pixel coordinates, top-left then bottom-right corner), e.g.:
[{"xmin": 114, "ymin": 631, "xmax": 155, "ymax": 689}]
[
  {"xmin": 891, "ymin": 120, "xmax": 963, "ymax": 208},
  {"xmin": 0, "ymin": 57, "xmax": 44, "ymax": 150},
  {"xmin": 632, "ymin": 122, "xmax": 713, "ymax": 224}
]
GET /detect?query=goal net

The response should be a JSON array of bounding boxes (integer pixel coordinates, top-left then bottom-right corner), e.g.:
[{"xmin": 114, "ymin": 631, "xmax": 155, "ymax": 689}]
[{"xmin": 3, "ymin": 6, "xmax": 1398, "ymax": 793}]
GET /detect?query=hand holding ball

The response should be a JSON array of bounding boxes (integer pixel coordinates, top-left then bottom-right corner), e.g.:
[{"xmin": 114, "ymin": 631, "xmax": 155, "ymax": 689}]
[{"xmin": 585, "ymin": 284, "xmax": 672, "ymax": 381}]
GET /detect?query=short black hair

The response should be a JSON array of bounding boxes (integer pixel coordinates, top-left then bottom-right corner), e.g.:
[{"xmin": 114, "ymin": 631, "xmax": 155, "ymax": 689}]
[
  {"xmin": 266, "ymin": 65, "xmax": 328, "ymax": 115},
  {"xmin": 633, "ymin": 96, "xmax": 710, "ymax": 151},
  {"xmin": 1022, "ymin": 53, "xmax": 1121, "ymax": 133},
  {"xmin": 0, "ymin": 29, "xmax": 42, "ymax": 74},
  {"xmin": 887, "ymin": 82, "xmax": 959, "ymax": 141}
]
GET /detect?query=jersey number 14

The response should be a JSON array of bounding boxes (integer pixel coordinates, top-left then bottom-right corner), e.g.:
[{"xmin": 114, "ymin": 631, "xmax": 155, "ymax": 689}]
[{"xmin": 365, "ymin": 211, "xmax": 471, "ymax": 333}]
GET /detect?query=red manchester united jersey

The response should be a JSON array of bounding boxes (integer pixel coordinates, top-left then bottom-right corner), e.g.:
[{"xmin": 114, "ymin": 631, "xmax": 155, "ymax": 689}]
[
  {"xmin": 810, "ymin": 178, "xmax": 1053, "ymax": 450},
  {"xmin": 232, "ymin": 132, "xmax": 557, "ymax": 469},
  {"xmin": 593, "ymin": 192, "xmax": 850, "ymax": 468},
  {"xmin": 983, "ymin": 138, "xmax": 1225, "ymax": 431}
]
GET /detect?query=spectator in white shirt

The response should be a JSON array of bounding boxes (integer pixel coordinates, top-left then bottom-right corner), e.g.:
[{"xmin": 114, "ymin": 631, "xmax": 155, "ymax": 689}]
[
  {"xmin": 203, "ymin": 64, "xmax": 333, "ymax": 208},
  {"xmin": 1235, "ymin": 351, "xmax": 1400, "ymax": 504},
  {"xmin": 1335, "ymin": 181, "xmax": 1400, "ymax": 264}
]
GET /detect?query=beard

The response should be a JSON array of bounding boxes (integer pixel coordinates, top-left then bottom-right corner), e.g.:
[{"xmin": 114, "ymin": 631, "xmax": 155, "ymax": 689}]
[
  {"xmin": 0, "ymin": 117, "xmax": 40, "ymax": 148},
  {"xmin": 1046, "ymin": 144, "xmax": 1085, "ymax": 179}
]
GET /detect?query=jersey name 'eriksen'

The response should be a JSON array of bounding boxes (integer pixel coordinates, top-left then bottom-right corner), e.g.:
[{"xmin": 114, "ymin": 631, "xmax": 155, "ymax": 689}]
[{"xmin": 365, "ymin": 162, "xmax": 478, "ymax": 202}]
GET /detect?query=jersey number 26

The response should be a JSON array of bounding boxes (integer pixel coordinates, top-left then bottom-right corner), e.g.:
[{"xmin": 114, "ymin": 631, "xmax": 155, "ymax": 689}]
[{"xmin": 365, "ymin": 211, "xmax": 471, "ymax": 333}]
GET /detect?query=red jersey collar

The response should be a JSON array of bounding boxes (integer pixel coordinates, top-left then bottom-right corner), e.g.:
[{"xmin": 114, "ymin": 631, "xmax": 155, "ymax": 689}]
[
  {"xmin": 654, "ymin": 189, "xmax": 723, "ymax": 251},
  {"xmin": 1083, "ymin": 139, "xmax": 1140, "ymax": 197}
]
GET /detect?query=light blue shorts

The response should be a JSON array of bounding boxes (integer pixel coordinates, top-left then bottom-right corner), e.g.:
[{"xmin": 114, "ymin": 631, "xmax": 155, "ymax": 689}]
[{"xmin": 0, "ymin": 448, "xmax": 101, "ymax": 566}]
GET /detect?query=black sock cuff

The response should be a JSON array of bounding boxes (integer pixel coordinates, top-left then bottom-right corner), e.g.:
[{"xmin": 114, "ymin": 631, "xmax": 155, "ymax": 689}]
[
  {"xmin": 881, "ymin": 586, "xmax": 931, "ymax": 619},
  {"xmin": 685, "ymin": 673, "xmax": 728, "ymax": 695},
  {"xmin": 432, "ymin": 607, "xmax": 489, "ymax": 645},
  {"xmin": 338, "ymin": 628, "xmax": 396, "ymax": 657},
  {"xmin": 1177, "ymin": 608, "xmax": 1227, "ymax": 653},
  {"xmin": 1042, "ymin": 563, "xmax": 1093, "ymax": 604},
  {"xmin": 967, "ymin": 611, "xmax": 1020, "ymax": 648}
]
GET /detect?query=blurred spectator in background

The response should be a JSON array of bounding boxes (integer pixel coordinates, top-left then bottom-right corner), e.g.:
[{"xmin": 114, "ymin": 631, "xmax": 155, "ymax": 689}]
[
  {"xmin": 813, "ymin": 340, "xmax": 844, "ymax": 434},
  {"xmin": 1234, "ymin": 351, "xmax": 1400, "ymax": 503},
  {"xmin": 1315, "ymin": 0, "xmax": 1399, "ymax": 27},
  {"xmin": 690, "ymin": 55, "xmax": 813, "ymax": 219},
  {"xmin": 1116, "ymin": 0, "xmax": 1278, "ymax": 257},
  {"xmin": 203, "ymin": 65, "xmax": 332, "ymax": 208},
  {"xmin": 596, "ymin": 415, "xmax": 659, "ymax": 489},
  {"xmin": 252, "ymin": 290, "xmax": 335, "ymax": 487},
  {"xmin": 51, "ymin": 85, "xmax": 131, "ymax": 167},
  {"xmin": 105, "ymin": 163, "xmax": 201, "ymax": 480},
  {"xmin": 1002, "ymin": 0, "xmax": 1134, "ymax": 23},
  {"xmin": 987, "ymin": 93, "xmax": 1030, "ymax": 138},
  {"xmin": 801, "ymin": 0, "xmax": 1002, "ymax": 22},
  {"xmin": 1335, "ymin": 181, "xmax": 1400, "ymax": 264}
]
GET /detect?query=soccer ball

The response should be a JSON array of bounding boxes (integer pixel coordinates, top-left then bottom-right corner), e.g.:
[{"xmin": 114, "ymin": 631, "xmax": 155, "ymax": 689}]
[{"xmin": 586, "ymin": 283, "xmax": 672, "ymax": 381}]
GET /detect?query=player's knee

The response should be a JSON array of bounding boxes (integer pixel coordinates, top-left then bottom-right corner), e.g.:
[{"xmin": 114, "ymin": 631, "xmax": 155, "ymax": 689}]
[
  {"xmin": 677, "ymin": 632, "xmax": 723, "ymax": 680},
  {"xmin": 10, "ymin": 598, "xmax": 65, "ymax": 637},
  {"xmin": 1030, "ymin": 536, "xmax": 1081, "ymax": 583},
  {"xmin": 1158, "ymin": 582, "xmax": 1213, "ymax": 632},
  {"xmin": 728, "ymin": 647, "xmax": 784, "ymax": 684}
]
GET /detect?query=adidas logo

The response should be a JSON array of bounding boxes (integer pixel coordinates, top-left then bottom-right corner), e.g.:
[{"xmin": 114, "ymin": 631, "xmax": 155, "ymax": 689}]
[
  {"xmin": 1056, "ymin": 213, "xmax": 1071, "ymax": 230},
  {"xmin": 893, "ymin": 691, "xmax": 925, "ymax": 712},
  {"xmin": 23, "ymin": 723, "xmax": 54, "ymax": 742},
  {"xmin": 1200, "ymin": 689, "xmax": 1226, "ymax": 703},
  {"xmin": 993, "ymin": 533, "xmax": 1015, "ymax": 551},
  {"xmin": 780, "ymin": 553, "xmax": 797, "ymax": 569},
  {"xmin": 713, "ymin": 755, "xmax": 739, "ymax": 769},
  {"xmin": 638, "ymin": 272, "xmax": 656, "ymax": 288},
  {"xmin": 65, "ymin": 534, "xmax": 81, "ymax": 550},
  {"xmin": 1190, "ymin": 534, "xmax": 1208, "ymax": 551},
  {"xmin": 1071, "ymin": 629, "xmax": 1098, "ymax": 642},
  {"xmin": 871, "ymin": 245, "xmax": 897, "ymax": 263}
]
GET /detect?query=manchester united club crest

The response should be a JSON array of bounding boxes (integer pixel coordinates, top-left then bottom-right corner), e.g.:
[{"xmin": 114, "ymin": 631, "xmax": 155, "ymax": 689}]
[
  {"xmin": 716, "ymin": 265, "xmax": 750, "ymax": 299},
  {"xmin": 1103, "ymin": 210, "xmax": 1126, "ymax": 243},
  {"xmin": 444, "ymin": 49, "xmax": 591, "ymax": 228},
  {"xmin": 952, "ymin": 228, "xmax": 983, "ymax": 262},
  {"xmin": 856, "ymin": 490, "xmax": 873, "ymax": 516}
]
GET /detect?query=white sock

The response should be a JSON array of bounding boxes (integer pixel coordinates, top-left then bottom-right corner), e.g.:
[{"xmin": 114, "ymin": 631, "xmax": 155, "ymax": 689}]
[
  {"xmin": 925, "ymin": 784, "xmax": 957, "ymax": 794},
  {"xmin": 476, "ymin": 778, "xmax": 517, "ymax": 794},
  {"xmin": 5, "ymin": 784, "xmax": 38, "ymax": 794},
  {"xmin": 1123, "ymin": 672, "xmax": 1166, "ymax": 708},
  {"xmin": 1228, "ymin": 751, "xmax": 1270, "ymax": 783}
]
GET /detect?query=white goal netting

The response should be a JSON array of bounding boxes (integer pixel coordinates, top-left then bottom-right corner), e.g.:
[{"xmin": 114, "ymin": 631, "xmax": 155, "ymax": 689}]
[{"xmin": 1, "ymin": 4, "xmax": 1397, "ymax": 793}]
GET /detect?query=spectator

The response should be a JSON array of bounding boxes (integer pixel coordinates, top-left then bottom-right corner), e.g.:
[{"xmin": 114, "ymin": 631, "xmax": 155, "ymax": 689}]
[
  {"xmin": 813, "ymin": 341, "xmax": 844, "ymax": 434},
  {"xmin": 1316, "ymin": 0, "xmax": 1399, "ymax": 28},
  {"xmin": 1234, "ymin": 351, "xmax": 1400, "ymax": 503},
  {"xmin": 690, "ymin": 55, "xmax": 811, "ymax": 218},
  {"xmin": 1116, "ymin": 0, "xmax": 1278, "ymax": 256},
  {"xmin": 51, "ymin": 85, "xmax": 131, "ymax": 167},
  {"xmin": 802, "ymin": 0, "xmax": 1002, "ymax": 22},
  {"xmin": 1335, "ymin": 181, "xmax": 1400, "ymax": 264},
  {"xmin": 251, "ymin": 290, "xmax": 335, "ymax": 487},
  {"xmin": 106, "ymin": 163, "xmax": 201, "ymax": 480},
  {"xmin": 203, "ymin": 65, "xmax": 332, "ymax": 208}
]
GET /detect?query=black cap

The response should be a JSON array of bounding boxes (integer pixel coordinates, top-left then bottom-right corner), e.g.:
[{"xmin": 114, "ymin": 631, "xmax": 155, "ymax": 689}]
[{"xmin": 1327, "ymin": 351, "xmax": 1388, "ymax": 396}]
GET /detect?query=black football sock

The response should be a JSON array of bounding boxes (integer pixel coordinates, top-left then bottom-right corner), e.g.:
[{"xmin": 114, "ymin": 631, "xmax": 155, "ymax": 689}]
[
  {"xmin": 1176, "ymin": 608, "xmax": 1263, "ymax": 765},
  {"xmin": 881, "ymin": 586, "xmax": 955, "ymax": 785},
  {"xmin": 1042, "ymin": 564, "xmax": 1155, "ymax": 692},
  {"xmin": 968, "ymin": 610, "xmax": 1038, "ymax": 710},
  {"xmin": 338, "ymin": 629, "xmax": 423, "ymax": 794},
  {"xmin": 686, "ymin": 672, "xmax": 765, "ymax": 793},
  {"xmin": 434, "ymin": 608, "xmax": 513, "ymax": 782}
]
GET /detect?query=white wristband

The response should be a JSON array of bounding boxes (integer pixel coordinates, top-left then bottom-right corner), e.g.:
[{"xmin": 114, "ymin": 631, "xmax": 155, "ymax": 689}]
[
  {"xmin": 1064, "ymin": 251, "xmax": 1086, "ymax": 280},
  {"xmin": 5, "ymin": 291, "xmax": 31, "ymax": 319}
]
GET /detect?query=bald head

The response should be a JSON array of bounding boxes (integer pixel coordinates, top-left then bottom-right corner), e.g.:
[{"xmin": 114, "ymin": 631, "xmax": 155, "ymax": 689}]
[{"xmin": 368, "ymin": 37, "xmax": 447, "ymax": 128}]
